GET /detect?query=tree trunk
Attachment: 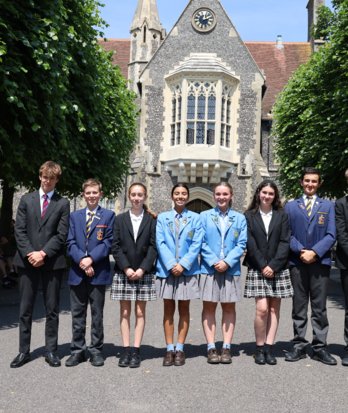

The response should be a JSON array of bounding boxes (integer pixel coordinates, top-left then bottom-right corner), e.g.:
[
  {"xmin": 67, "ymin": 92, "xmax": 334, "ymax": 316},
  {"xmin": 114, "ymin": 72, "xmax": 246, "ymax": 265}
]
[{"xmin": 0, "ymin": 181, "xmax": 15, "ymax": 237}]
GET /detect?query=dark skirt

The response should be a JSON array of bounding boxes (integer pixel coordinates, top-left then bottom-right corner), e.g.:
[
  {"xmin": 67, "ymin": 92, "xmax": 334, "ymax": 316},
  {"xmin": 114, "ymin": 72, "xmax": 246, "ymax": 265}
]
[
  {"xmin": 244, "ymin": 268, "xmax": 294, "ymax": 298},
  {"xmin": 110, "ymin": 272, "xmax": 156, "ymax": 301}
]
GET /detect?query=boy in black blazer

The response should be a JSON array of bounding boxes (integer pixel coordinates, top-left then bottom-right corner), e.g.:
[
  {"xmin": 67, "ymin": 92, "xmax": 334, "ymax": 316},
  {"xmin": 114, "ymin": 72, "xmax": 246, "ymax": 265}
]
[{"xmin": 10, "ymin": 161, "xmax": 70, "ymax": 368}]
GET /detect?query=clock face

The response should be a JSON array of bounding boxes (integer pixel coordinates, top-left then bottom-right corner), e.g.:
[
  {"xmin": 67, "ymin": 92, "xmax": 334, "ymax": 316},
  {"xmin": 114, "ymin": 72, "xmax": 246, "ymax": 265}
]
[{"xmin": 192, "ymin": 8, "xmax": 216, "ymax": 33}]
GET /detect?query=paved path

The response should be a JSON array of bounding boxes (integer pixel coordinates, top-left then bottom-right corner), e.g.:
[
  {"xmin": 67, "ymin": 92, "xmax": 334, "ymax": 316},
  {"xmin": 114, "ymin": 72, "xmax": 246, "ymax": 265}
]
[{"xmin": 1, "ymin": 268, "xmax": 347, "ymax": 413}]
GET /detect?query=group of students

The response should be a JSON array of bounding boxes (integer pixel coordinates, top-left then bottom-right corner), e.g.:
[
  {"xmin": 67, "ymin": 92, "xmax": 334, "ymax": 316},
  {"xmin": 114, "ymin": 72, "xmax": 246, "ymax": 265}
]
[{"xmin": 9, "ymin": 161, "xmax": 348, "ymax": 369}]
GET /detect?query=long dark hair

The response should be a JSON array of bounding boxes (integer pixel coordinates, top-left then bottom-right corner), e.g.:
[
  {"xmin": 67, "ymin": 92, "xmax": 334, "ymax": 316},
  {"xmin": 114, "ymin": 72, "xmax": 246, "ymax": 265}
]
[{"xmin": 246, "ymin": 180, "xmax": 282, "ymax": 211}]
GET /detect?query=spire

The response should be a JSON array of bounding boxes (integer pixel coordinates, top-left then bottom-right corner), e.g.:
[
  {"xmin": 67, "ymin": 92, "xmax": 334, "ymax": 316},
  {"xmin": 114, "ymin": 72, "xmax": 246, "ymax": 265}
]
[{"xmin": 131, "ymin": 0, "xmax": 162, "ymax": 32}]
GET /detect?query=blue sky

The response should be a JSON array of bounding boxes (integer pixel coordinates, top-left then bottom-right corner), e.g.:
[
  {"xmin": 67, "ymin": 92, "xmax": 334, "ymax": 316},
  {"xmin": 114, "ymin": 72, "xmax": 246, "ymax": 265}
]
[{"xmin": 98, "ymin": 0, "xmax": 333, "ymax": 42}]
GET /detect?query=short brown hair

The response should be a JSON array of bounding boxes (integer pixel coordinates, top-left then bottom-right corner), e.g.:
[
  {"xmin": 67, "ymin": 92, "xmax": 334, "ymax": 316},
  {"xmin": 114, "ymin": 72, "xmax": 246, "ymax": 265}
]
[
  {"xmin": 82, "ymin": 178, "xmax": 102, "ymax": 192},
  {"xmin": 39, "ymin": 161, "xmax": 62, "ymax": 179}
]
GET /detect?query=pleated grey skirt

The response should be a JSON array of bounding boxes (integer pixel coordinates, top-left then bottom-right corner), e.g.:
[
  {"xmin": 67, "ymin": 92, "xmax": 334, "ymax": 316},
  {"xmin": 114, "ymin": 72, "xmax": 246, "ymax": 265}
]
[
  {"xmin": 156, "ymin": 274, "xmax": 200, "ymax": 301},
  {"xmin": 199, "ymin": 272, "xmax": 241, "ymax": 303}
]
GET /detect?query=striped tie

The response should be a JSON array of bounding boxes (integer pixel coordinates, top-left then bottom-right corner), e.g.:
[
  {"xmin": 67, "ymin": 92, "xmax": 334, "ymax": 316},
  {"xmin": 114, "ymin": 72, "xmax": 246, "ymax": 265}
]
[
  {"xmin": 41, "ymin": 194, "xmax": 49, "ymax": 218},
  {"xmin": 175, "ymin": 213, "xmax": 181, "ymax": 260},
  {"xmin": 305, "ymin": 196, "xmax": 313, "ymax": 216},
  {"xmin": 86, "ymin": 212, "xmax": 94, "ymax": 238}
]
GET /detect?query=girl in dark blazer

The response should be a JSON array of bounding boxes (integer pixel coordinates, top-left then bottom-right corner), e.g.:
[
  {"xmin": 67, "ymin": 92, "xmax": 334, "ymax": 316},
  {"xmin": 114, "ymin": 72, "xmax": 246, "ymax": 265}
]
[
  {"xmin": 111, "ymin": 183, "xmax": 157, "ymax": 368},
  {"xmin": 244, "ymin": 180, "xmax": 293, "ymax": 365}
]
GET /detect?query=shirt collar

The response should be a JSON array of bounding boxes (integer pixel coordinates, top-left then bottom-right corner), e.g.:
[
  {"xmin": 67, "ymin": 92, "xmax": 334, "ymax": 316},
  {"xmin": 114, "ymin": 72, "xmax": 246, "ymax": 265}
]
[
  {"xmin": 259, "ymin": 208, "xmax": 273, "ymax": 217},
  {"xmin": 39, "ymin": 188, "xmax": 54, "ymax": 199},
  {"xmin": 86, "ymin": 207, "xmax": 98, "ymax": 218}
]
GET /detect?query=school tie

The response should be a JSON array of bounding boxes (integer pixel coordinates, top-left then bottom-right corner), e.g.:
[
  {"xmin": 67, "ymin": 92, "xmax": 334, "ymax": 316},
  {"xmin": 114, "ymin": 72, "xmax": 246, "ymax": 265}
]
[
  {"xmin": 41, "ymin": 194, "xmax": 49, "ymax": 218},
  {"xmin": 175, "ymin": 213, "xmax": 181, "ymax": 260},
  {"xmin": 305, "ymin": 196, "xmax": 313, "ymax": 216},
  {"xmin": 86, "ymin": 212, "xmax": 94, "ymax": 238}
]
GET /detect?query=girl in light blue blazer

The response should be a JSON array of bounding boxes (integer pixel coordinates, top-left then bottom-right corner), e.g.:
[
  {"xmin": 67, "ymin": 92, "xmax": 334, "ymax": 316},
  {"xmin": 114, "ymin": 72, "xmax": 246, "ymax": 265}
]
[
  {"xmin": 156, "ymin": 183, "xmax": 203, "ymax": 367},
  {"xmin": 200, "ymin": 182, "xmax": 247, "ymax": 364}
]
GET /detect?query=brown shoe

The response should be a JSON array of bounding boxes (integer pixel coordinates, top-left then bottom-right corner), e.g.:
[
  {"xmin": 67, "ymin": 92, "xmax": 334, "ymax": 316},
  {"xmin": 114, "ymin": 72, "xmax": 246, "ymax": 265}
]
[
  {"xmin": 220, "ymin": 348, "xmax": 232, "ymax": 364},
  {"xmin": 174, "ymin": 350, "xmax": 185, "ymax": 366},
  {"xmin": 163, "ymin": 351, "xmax": 175, "ymax": 366},
  {"xmin": 207, "ymin": 348, "xmax": 220, "ymax": 364}
]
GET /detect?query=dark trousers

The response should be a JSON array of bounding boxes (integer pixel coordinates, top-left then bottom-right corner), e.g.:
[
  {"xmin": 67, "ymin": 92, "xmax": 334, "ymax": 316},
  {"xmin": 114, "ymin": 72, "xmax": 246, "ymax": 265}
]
[
  {"xmin": 340, "ymin": 269, "xmax": 348, "ymax": 347},
  {"xmin": 69, "ymin": 280, "xmax": 106, "ymax": 355},
  {"xmin": 290, "ymin": 263, "xmax": 330, "ymax": 351},
  {"xmin": 18, "ymin": 267, "xmax": 63, "ymax": 354}
]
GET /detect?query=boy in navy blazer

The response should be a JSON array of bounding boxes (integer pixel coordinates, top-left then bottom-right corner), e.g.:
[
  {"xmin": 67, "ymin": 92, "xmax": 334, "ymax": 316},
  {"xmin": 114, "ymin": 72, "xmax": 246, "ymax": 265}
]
[
  {"xmin": 65, "ymin": 179, "xmax": 115, "ymax": 367},
  {"xmin": 284, "ymin": 167, "xmax": 336, "ymax": 365}
]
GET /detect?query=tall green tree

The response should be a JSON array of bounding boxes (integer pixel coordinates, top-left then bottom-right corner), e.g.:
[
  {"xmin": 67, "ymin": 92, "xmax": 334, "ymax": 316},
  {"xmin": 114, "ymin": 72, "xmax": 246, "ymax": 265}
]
[
  {"xmin": 0, "ymin": 0, "xmax": 137, "ymax": 235},
  {"xmin": 272, "ymin": 0, "xmax": 348, "ymax": 198}
]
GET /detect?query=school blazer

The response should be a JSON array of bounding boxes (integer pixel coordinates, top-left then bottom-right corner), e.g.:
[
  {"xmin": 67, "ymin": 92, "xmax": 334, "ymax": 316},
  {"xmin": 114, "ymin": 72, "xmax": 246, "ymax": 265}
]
[
  {"xmin": 14, "ymin": 190, "xmax": 70, "ymax": 270},
  {"xmin": 156, "ymin": 209, "xmax": 203, "ymax": 278},
  {"xmin": 67, "ymin": 206, "xmax": 115, "ymax": 285},
  {"xmin": 335, "ymin": 195, "xmax": 348, "ymax": 270},
  {"xmin": 200, "ymin": 207, "xmax": 247, "ymax": 276},
  {"xmin": 243, "ymin": 209, "xmax": 290, "ymax": 272},
  {"xmin": 284, "ymin": 196, "xmax": 336, "ymax": 267},
  {"xmin": 112, "ymin": 210, "xmax": 157, "ymax": 274}
]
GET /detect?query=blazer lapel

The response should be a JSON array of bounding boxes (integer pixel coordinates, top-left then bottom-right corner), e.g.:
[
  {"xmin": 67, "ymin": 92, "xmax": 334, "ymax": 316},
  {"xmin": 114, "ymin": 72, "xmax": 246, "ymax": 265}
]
[
  {"xmin": 124, "ymin": 211, "xmax": 135, "ymax": 240},
  {"xmin": 309, "ymin": 198, "xmax": 321, "ymax": 221},
  {"xmin": 297, "ymin": 198, "xmax": 309, "ymax": 220},
  {"xmin": 254, "ymin": 211, "xmax": 267, "ymax": 236},
  {"xmin": 210, "ymin": 210, "xmax": 221, "ymax": 234},
  {"xmin": 267, "ymin": 210, "xmax": 278, "ymax": 238},
  {"xmin": 136, "ymin": 211, "xmax": 149, "ymax": 240},
  {"xmin": 179, "ymin": 210, "xmax": 191, "ymax": 236},
  {"xmin": 33, "ymin": 191, "xmax": 42, "ymax": 225}
]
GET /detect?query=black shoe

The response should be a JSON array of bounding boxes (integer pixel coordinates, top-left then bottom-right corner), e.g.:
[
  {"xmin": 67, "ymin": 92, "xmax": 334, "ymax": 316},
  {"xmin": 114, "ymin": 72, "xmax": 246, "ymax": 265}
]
[
  {"xmin": 129, "ymin": 352, "xmax": 141, "ymax": 368},
  {"xmin": 45, "ymin": 352, "xmax": 61, "ymax": 367},
  {"xmin": 118, "ymin": 351, "xmax": 131, "ymax": 367},
  {"xmin": 264, "ymin": 347, "xmax": 277, "ymax": 365},
  {"xmin": 342, "ymin": 348, "xmax": 348, "ymax": 366},
  {"xmin": 90, "ymin": 353, "xmax": 104, "ymax": 367},
  {"xmin": 254, "ymin": 348, "xmax": 266, "ymax": 365},
  {"xmin": 284, "ymin": 348, "xmax": 307, "ymax": 362},
  {"xmin": 65, "ymin": 352, "xmax": 87, "ymax": 367},
  {"xmin": 312, "ymin": 348, "xmax": 337, "ymax": 366},
  {"xmin": 10, "ymin": 352, "xmax": 30, "ymax": 368}
]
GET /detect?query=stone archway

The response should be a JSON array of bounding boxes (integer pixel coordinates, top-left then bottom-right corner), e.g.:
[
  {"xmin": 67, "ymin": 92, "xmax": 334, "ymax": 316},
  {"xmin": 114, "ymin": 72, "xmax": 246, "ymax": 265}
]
[{"xmin": 186, "ymin": 187, "xmax": 215, "ymax": 213}]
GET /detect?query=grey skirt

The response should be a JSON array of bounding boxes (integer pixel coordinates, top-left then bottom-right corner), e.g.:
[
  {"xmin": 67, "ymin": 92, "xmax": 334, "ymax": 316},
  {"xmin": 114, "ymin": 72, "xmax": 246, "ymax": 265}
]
[
  {"xmin": 110, "ymin": 272, "xmax": 157, "ymax": 301},
  {"xmin": 156, "ymin": 274, "xmax": 200, "ymax": 301},
  {"xmin": 199, "ymin": 272, "xmax": 241, "ymax": 303},
  {"xmin": 244, "ymin": 268, "xmax": 294, "ymax": 298}
]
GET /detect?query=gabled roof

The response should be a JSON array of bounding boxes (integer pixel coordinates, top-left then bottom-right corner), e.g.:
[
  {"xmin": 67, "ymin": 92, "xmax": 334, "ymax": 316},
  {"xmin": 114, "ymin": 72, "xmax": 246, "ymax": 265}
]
[
  {"xmin": 245, "ymin": 41, "xmax": 312, "ymax": 118},
  {"xmin": 99, "ymin": 39, "xmax": 312, "ymax": 116}
]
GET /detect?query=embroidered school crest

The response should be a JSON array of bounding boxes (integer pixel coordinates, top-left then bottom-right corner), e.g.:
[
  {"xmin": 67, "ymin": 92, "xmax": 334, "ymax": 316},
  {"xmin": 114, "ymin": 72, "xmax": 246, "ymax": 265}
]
[
  {"xmin": 234, "ymin": 230, "xmax": 239, "ymax": 238},
  {"xmin": 97, "ymin": 229, "xmax": 104, "ymax": 240},
  {"xmin": 318, "ymin": 214, "xmax": 325, "ymax": 225},
  {"xmin": 187, "ymin": 230, "xmax": 195, "ymax": 239}
]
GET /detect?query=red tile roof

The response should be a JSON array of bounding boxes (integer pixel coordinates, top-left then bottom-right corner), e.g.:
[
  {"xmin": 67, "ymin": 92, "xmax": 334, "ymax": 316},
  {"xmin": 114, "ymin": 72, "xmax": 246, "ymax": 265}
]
[
  {"xmin": 245, "ymin": 42, "xmax": 311, "ymax": 117},
  {"xmin": 100, "ymin": 39, "xmax": 312, "ymax": 117},
  {"xmin": 99, "ymin": 39, "xmax": 130, "ymax": 78}
]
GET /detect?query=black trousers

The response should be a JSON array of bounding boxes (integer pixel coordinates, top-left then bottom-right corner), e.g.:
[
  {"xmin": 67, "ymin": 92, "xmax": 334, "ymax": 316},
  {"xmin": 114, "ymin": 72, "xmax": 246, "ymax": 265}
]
[
  {"xmin": 290, "ymin": 263, "xmax": 330, "ymax": 351},
  {"xmin": 69, "ymin": 280, "xmax": 106, "ymax": 355},
  {"xmin": 340, "ymin": 269, "xmax": 348, "ymax": 347},
  {"xmin": 18, "ymin": 267, "xmax": 63, "ymax": 354}
]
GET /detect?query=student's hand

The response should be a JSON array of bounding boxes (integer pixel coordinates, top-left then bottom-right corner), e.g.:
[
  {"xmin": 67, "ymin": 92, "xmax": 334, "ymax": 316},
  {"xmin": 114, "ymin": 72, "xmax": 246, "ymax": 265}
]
[
  {"xmin": 27, "ymin": 251, "xmax": 45, "ymax": 267},
  {"xmin": 300, "ymin": 249, "xmax": 317, "ymax": 264},
  {"xmin": 171, "ymin": 263, "xmax": 184, "ymax": 277},
  {"xmin": 262, "ymin": 266, "xmax": 274, "ymax": 278},
  {"xmin": 79, "ymin": 257, "xmax": 93, "ymax": 271},
  {"xmin": 85, "ymin": 266, "xmax": 94, "ymax": 277},
  {"xmin": 214, "ymin": 260, "xmax": 229, "ymax": 273},
  {"xmin": 125, "ymin": 267, "xmax": 136, "ymax": 280},
  {"xmin": 133, "ymin": 268, "xmax": 144, "ymax": 280}
]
